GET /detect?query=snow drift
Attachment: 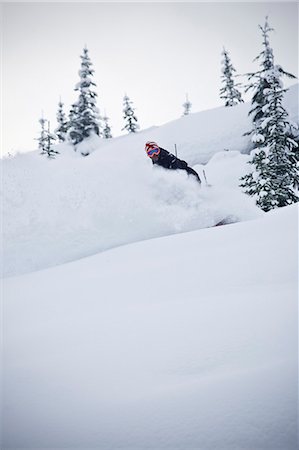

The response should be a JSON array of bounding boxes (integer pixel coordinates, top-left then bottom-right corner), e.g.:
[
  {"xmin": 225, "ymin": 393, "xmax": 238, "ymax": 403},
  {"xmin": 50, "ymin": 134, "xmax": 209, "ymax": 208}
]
[{"xmin": 3, "ymin": 204, "xmax": 298, "ymax": 449}]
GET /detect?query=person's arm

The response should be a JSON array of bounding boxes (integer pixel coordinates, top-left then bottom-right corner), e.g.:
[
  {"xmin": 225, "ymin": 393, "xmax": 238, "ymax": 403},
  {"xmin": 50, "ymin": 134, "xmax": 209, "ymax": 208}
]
[
  {"xmin": 186, "ymin": 166, "xmax": 201, "ymax": 184},
  {"xmin": 159, "ymin": 149, "xmax": 188, "ymax": 170},
  {"xmin": 157, "ymin": 149, "xmax": 201, "ymax": 184}
]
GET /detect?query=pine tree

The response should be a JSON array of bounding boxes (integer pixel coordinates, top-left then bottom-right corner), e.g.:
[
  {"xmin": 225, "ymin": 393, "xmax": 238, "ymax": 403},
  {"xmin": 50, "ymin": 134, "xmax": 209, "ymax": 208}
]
[
  {"xmin": 246, "ymin": 17, "xmax": 295, "ymax": 125},
  {"xmin": 122, "ymin": 94, "xmax": 139, "ymax": 133},
  {"xmin": 38, "ymin": 118, "xmax": 59, "ymax": 159},
  {"xmin": 246, "ymin": 17, "xmax": 274, "ymax": 125},
  {"xmin": 182, "ymin": 93, "xmax": 192, "ymax": 115},
  {"xmin": 37, "ymin": 116, "xmax": 48, "ymax": 154},
  {"xmin": 240, "ymin": 66, "xmax": 299, "ymax": 211},
  {"xmin": 68, "ymin": 46, "xmax": 100, "ymax": 145},
  {"xmin": 220, "ymin": 48, "xmax": 243, "ymax": 107},
  {"xmin": 102, "ymin": 113, "xmax": 112, "ymax": 139},
  {"xmin": 55, "ymin": 98, "xmax": 68, "ymax": 142}
]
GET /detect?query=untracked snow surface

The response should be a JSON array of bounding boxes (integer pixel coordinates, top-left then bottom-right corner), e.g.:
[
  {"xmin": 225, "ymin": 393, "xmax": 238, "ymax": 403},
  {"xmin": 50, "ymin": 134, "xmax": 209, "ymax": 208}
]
[{"xmin": 2, "ymin": 204, "xmax": 298, "ymax": 449}]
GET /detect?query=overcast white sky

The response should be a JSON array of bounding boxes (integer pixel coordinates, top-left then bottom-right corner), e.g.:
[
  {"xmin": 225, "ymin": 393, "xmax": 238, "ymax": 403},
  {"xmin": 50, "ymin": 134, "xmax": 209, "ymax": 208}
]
[{"xmin": 1, "ymin": 1, "xmax": 298, "ymax": 154}]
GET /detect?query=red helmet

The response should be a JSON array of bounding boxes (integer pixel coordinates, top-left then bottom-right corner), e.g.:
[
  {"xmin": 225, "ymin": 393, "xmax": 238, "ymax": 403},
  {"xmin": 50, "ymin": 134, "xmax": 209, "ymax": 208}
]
[{"xmin": 145, "ymin": 141, "xmax": 160, "ymax": 158}]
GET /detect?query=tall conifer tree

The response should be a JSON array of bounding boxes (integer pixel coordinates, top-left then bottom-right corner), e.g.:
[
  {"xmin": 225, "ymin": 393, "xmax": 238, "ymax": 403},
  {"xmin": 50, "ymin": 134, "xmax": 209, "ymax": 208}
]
[
  {"xmin": 240, "ymin": 66, "xmax": 298, "ymax": 211},
  {"xmin": 122, "ymin": 94, "xmax": 139, "ymax": 133},
  {"xmin": 68, "ymin": 46, "xmax": 100, "ymax": 145},
  {"xmin": 241, "ymin": 16, "xmax": 298, "ymax": 211},
  {"xmin": 246, "ymin": 17, "xmax": 295, "ymax": 127},
  {"xmin": 220, "ymin": 48, "xmax": 243, "ymax": 107}
]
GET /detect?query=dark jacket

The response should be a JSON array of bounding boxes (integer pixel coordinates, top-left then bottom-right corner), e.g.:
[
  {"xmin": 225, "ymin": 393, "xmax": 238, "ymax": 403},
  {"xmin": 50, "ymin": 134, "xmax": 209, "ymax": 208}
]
[{"xmin": 153, "ymin": 147, "xmax": 201, "ymax": 184}]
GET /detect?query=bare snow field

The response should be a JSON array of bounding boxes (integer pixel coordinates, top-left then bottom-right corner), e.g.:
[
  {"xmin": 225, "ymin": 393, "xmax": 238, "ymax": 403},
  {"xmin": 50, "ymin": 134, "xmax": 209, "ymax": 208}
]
[{"xmin": 2, "ymin": 205, "xmax": 298, "ymax": 449}]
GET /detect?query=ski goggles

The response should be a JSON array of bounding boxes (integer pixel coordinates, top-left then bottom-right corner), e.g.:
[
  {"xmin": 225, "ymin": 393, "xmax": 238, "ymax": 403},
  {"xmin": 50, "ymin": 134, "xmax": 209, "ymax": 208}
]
[{"xmin": 146, "ymin": 147, "xmax": 160, "ymax": 157}]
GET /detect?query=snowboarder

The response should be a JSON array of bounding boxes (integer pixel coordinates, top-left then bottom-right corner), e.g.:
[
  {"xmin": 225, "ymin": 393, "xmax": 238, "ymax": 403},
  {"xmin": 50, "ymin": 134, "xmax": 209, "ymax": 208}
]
[{"xmin": 145, "ymin": 141, "xmax": 201, "ymax": 185}]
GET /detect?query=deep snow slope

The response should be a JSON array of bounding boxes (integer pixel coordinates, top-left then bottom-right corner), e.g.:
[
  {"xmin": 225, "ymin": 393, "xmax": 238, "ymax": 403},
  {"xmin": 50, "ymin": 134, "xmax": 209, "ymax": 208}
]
[
  {"xmin": 2, "ymin": 204, "xmax": 298, "ymax": 450},
  {"xmin": 1, "ymin": 146, "xmax": 262, "ymax": 278},
  {"xmin": 1, "ymin": 84, "xmax": 297, "ymax": 277}
]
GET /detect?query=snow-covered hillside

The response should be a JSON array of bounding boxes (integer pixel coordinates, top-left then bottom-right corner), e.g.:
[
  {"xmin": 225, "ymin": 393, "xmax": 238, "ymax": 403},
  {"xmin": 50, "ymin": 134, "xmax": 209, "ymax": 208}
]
[
  {"xmin": 4, "ymin": 84, "xmax": 298, "ymax": 277},
  {"xmin": 2, "ymin": 84, "xmax": 298, "ymax": 450},
  {"xmin": 3, "ymin": 204, "xmax": 297, "ymax": 449}
]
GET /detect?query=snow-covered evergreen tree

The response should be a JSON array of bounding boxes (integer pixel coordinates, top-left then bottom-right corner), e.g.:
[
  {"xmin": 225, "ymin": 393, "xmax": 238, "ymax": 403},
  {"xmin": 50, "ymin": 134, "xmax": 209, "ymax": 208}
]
[
  {"xmin": 68, "ymin": 46, "xmax": 100, "ymax": 146},
  {"xmin": 55, "ymin": 99, "xmax": 68, "ymax": 142},
  {"xmin": 38, "ymin": 118, "xmax": 59, "ymax": 159},
  {"xmin": 240, "ymin": 66, "xmax": 299, "ymax": 211},
  {"xmin": 220, "ymin": 48, "xmax": 243, "ymax": 107},
  {"xmin": 102, "ymin": 113, "xmax": 112, "ymax": 139},
  {"xmin": 246, "ymin": 17, "xmax": 295, "ymax": 125},
  {"xmin": 37, "ymin": 116, "xmax": 48, "ymax": 154},
  {"xmin": 182, "ymin": 94, "xmax": 192, "ymax": 115},
  {"xmin": 122, "ymin": 94, "xmax": 139, "ymax": 133}
]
